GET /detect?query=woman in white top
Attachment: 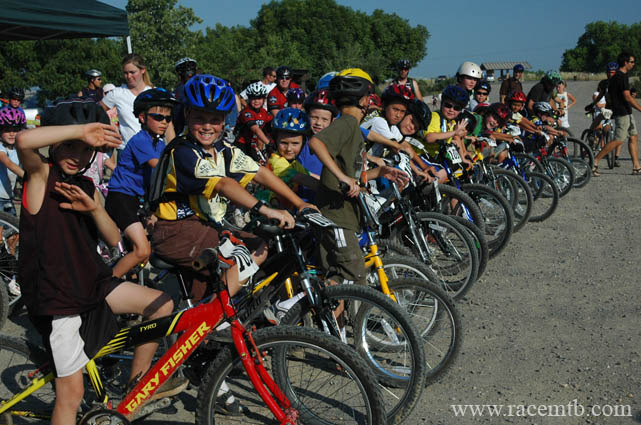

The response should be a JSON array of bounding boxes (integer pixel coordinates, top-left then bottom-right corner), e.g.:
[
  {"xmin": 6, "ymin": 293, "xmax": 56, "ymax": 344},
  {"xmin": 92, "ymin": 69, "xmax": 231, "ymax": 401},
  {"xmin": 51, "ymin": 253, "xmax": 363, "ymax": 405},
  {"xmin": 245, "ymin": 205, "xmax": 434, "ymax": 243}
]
[{"xmin": 100, "ymin": 54, "xmax": 153, "ymax": 147}]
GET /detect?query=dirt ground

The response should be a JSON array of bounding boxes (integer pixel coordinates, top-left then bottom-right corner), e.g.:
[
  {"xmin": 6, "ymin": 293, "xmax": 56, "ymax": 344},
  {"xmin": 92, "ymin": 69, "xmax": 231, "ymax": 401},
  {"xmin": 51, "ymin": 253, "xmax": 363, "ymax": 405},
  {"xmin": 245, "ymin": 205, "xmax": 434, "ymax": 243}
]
[{"xmin": 3, "ymin": 80, "xmax": 641, "ymax": 424}]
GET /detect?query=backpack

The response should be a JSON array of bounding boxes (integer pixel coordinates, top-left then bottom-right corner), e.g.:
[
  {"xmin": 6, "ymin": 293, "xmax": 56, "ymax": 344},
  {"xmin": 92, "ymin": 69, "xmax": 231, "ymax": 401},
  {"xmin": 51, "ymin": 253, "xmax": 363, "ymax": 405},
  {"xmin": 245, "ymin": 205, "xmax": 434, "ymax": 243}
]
[{"xmin": 145, "ymin": 137, "xmax": 185, "ymax": 212}]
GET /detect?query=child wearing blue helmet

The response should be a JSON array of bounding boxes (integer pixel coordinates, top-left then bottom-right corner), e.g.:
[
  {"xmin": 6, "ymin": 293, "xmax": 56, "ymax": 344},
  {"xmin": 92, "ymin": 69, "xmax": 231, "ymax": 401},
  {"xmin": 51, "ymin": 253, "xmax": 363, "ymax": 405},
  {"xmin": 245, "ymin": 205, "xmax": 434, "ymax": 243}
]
[
  {"xmin": 151, "ymin": 75, "xmax": 315, "ymax": 302},
  {"xmin": 258, "ymin": 108, "xmax": 320, "ymax": 207}
]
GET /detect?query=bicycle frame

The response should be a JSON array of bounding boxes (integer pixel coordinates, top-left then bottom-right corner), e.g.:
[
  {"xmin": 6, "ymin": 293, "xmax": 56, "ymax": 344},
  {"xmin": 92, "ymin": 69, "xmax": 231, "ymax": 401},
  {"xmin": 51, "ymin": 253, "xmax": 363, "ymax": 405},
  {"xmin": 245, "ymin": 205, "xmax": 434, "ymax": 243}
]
[{"xmin": 0, "ymin": 275, "xmax": 295, "ymax": 423}]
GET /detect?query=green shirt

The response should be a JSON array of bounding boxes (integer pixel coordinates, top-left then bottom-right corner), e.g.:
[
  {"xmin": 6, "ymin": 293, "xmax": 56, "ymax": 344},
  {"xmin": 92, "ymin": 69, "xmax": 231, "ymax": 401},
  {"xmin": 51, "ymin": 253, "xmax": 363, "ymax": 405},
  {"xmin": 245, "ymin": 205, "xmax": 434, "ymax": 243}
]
[{"xmin": 315, "ymin": 114, "xmax": 364, "ymax": 232}]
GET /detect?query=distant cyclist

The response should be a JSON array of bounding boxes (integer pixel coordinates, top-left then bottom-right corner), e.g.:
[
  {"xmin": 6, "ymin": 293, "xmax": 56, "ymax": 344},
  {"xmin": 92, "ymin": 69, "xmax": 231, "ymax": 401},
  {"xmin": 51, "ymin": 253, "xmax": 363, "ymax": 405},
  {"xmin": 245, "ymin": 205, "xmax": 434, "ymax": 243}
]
[
  {"xmin": 172, "ymin": 57, "xmax": 198, "ymax": 135},
  {"xmin": 5, "ymin": 87, "xmax": 25, "ymax": 112},
  {"xmin": 77, "ymin": 69, "xmax": 104, "ymax": 102},
  {"xmin": 392, "ymin": 59, "xmax": 423, "ymax": 101},
  {"xmin": 267, "ymin": 66, "xmax": 300, "ymax": 117}
]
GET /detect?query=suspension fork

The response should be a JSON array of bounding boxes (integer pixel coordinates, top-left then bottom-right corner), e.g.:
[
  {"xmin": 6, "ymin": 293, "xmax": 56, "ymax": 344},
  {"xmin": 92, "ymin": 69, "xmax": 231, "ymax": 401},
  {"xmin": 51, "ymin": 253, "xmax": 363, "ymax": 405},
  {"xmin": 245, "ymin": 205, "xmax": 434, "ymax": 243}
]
[{"xmin": 391, "ymin": 182, "xmax": 432, "ymax": 263}]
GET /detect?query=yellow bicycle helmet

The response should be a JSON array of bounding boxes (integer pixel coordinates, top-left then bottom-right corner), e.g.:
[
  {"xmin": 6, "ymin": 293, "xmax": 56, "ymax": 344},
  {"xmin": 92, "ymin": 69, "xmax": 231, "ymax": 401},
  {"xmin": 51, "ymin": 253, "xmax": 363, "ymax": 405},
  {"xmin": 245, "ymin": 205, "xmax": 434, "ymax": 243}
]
[{"xmin": 330, "ymin": 68, "xmax": 374, "ymax": 99}]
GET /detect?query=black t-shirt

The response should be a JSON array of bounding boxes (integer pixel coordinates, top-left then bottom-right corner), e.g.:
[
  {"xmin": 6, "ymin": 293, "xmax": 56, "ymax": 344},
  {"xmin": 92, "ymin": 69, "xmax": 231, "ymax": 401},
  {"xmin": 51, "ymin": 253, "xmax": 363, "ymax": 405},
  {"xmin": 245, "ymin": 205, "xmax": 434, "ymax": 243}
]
[
  {"xmin": 608, "ymin": 71, "xmax": 631, "ymax": 117},
  {"xmin": 526, "ymin": 82, "xmax": 553, "ymax": 114}
]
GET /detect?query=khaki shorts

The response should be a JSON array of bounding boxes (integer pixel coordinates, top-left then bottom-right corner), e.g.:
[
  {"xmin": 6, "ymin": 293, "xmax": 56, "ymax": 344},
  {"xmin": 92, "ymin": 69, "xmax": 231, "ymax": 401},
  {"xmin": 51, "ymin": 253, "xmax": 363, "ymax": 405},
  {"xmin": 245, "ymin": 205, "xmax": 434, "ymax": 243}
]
[
  {"xmin": 319, "ymin": 227, "xmax": 366, "ymax": 286},
  {"xmin": 614, "ymin": 114, "xmax": 638, "ymax": 140}
]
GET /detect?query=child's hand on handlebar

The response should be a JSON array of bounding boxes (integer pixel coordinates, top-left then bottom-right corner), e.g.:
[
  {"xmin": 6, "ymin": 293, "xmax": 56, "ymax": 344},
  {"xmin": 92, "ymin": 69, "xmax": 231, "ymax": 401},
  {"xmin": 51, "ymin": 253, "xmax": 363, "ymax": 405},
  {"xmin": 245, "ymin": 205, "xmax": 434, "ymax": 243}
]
[
  {"xmin": 297, "ymin": 202, "xmax": 319, "ymax": 213},
  {"xmin": 262, "ymin": 207, "xmax": 295, "ymax": 229},
  {"xmin": 340, "ymin": 176, "xmax": 360, "ymax": 198},
  {"xmin": 380, "ymin": 165, "xmax": 409, "ymax": 186}
]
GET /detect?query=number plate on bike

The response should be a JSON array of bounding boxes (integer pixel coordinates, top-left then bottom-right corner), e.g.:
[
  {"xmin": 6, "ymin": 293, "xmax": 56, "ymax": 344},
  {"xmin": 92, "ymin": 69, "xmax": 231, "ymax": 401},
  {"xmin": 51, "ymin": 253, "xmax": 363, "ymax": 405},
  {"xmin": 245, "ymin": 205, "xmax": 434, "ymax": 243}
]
[
  {"xmin": 219, "ymin": 238, "xmax": 259, "ymax": 281},
  {"xmin": 446, "ymin": 145, "xmax": 462, "ymax": 164}
]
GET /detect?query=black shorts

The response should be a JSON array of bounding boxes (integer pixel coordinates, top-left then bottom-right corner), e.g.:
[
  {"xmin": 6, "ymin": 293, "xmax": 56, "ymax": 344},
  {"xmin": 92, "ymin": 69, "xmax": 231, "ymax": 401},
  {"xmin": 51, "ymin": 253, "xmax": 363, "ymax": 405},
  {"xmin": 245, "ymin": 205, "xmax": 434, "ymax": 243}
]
[
  {"xmin": 105, "ymin": 191, "xmax": 142, "ymax": 231},
  {"xmin": 30, "ymin": 278, "xmax": 122, "ymax": 377}
]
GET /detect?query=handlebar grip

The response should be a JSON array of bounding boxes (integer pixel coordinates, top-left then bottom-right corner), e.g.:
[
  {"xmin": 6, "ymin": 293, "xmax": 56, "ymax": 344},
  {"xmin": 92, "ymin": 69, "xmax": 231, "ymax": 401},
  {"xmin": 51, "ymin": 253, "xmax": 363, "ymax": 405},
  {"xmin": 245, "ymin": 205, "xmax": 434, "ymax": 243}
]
[
  {"xmin": 192, "ymin": 248, "xmax": 218, "ymax": 272},
  {"xmin": 339, "ymin": 182, "xmax": 350, "ymax": 194}
]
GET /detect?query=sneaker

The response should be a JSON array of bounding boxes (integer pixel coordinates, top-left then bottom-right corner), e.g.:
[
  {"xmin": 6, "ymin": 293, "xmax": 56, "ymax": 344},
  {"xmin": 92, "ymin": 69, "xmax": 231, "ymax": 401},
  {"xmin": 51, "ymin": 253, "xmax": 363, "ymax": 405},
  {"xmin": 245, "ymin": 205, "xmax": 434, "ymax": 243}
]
[
  {"xmin": 614, "ymin": 158, "xmax": 621, "ymax": 167},
  {"xmin": 7, "ymin": 278, "xmax": 20, "ymax": 297},
  {"xmin": 151, "ymin": 375, "xmax": 189, "ymax": 400},
  {"xmin": 216, "ymin": 387, "xmax": 248, "ymax": 416}
]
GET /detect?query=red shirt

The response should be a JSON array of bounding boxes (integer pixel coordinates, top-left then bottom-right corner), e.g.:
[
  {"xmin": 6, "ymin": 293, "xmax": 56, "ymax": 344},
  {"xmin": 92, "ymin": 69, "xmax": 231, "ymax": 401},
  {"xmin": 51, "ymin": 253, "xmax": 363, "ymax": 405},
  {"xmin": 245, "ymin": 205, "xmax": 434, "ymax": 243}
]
[
  {"xmin": 236, "ymin": 106, "xmax": 273, "ymax": 145},
  {"xmin": 267, "ymin": 82, "xmax": 300, "ymax": 112}
]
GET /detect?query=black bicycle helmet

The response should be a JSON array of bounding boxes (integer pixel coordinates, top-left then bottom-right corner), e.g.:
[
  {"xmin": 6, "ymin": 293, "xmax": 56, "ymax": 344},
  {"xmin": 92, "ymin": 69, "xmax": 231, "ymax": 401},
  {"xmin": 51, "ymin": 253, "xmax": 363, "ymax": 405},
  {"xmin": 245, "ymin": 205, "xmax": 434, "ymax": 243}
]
[
  {"xmin": 42, "ymin": 98, "xmax": 110, "ymax": 127},
  {"xmin": 407, "ymin": 99, "xmax": 431, "ymax": 131},
  {"xmin": 85, "ymin": 69, "xmax": 102, "ymax": 79},
  {"xmin": 441, "ymin": 85, "xmax": 469, "ymax": 106},
  {"xmin": 475, "ymin": 80, "xmax": 491, "ymax": 94},
  {"xmin": 133, "ymin": 88, "xmax": 178, "ymax": 116},
  {"xmin": 396, "ymin": 59, "xmax": 411, "ymax": 70},
  {"xmin": 7, "ymin": 87, "xmax": 24, "ymax": 101},
  {"xmin": 329, "ymin": 68, "xmax": 374, "ymax": 101}
]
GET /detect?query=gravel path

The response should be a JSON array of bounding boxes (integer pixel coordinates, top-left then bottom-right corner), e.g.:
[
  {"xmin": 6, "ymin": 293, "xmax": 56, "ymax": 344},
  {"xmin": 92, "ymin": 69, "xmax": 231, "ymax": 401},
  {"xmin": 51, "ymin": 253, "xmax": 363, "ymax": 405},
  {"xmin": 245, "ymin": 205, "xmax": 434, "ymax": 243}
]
[{"xmin": 2, "ymin": 80, "xmax": 640, "ymax": 424}]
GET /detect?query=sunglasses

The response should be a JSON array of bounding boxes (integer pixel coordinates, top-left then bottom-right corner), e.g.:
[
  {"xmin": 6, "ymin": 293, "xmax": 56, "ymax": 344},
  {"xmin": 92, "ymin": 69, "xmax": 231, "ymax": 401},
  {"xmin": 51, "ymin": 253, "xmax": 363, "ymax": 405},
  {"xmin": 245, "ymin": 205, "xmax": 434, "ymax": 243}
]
[
  {"xmin": 279, "ymin": 76, "xmax": 291, "ymax": 80},
  {"xmin": 443, "ymin": 102, "xmax": 464, "ymax": 111},
  {"xmin": 476, "ymin": 91, "xmax": 489, "ymax": 96},
  {"xmin": 95, "ymin": 77, "xmax": 102, "ymax": 81},
  {"xmin": 148, "ymin": 113, "xmax": 173, "ymax": 123}
]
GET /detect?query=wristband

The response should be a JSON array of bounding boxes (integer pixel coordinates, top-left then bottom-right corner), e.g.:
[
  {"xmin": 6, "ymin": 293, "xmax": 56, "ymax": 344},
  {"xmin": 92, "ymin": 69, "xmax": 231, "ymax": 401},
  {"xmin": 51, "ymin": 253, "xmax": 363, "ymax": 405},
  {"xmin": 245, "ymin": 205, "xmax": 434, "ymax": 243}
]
[{"xmin": 251, "ymin": 199, "xmax": 268, "ymax": 215}]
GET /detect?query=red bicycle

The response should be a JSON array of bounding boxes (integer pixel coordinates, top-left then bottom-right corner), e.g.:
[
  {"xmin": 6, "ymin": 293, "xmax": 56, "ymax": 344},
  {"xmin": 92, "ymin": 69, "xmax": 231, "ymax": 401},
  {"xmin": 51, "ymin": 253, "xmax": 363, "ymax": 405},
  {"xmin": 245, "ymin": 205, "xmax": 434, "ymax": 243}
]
[{"xmin": 0, "ymin": 247, "xmax": 386, "ymax": 425}]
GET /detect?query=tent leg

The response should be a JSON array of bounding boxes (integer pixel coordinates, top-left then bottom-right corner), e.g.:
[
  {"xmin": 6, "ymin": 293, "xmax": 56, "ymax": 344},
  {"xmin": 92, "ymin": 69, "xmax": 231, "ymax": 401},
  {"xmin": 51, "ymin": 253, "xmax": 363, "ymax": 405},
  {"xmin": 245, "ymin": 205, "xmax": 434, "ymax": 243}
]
[{"xmin": 126, "ymin": 35, "xmax": 132, "ymax": 53}]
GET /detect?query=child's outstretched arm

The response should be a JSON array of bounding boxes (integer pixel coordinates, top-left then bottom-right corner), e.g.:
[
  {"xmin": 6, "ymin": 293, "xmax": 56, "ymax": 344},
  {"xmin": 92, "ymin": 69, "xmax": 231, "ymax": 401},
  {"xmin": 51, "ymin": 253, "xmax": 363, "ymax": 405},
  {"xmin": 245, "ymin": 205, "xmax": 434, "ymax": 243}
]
[
  {"xmin": 17, "ymin": 123, "xmax": 121, "ymax": 176},
  {"xmin": 253, "ymin": 166, "xmax": 318, "ymax": 211}
]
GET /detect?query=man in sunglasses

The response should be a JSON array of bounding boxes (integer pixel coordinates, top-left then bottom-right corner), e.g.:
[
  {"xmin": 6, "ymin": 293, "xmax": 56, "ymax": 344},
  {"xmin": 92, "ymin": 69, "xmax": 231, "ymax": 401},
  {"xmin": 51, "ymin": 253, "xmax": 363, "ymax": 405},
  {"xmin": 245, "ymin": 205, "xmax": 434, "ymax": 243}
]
[
  {"xmin": 105, "ymin": 88, "xmax": 179, "ymax": 279},
  {"xmin": 267, "ymin": 66, "xmax": 300, "ymax": 116},
  {"xmin": 392, "ymin": 59, "xmax": 423, "ymax": 101},
  {"xmin": 78, "ymin": 69, "xmax": 105, "ymax": 102}
]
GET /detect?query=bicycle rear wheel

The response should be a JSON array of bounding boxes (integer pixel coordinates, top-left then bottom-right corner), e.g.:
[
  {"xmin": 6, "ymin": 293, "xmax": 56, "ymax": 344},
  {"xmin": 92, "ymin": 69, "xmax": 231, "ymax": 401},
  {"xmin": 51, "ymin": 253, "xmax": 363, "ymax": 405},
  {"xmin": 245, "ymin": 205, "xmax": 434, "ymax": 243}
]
[
  {"xmin": 196, "ymin": 326, "xmax": 387, "ymax": 425},
  {"xmin": 420, "ymin": 184, "xmax": 485, "ymax": 233},
  {"xmin": 524, "ymin": 172, "xmax": 560, "ymax": 222},
  {"xmin": 569, "ymin": 157, "xmax": 591, "ymax": 188},
  {"xmin": 0, "ymin": 336, "xmax": 55, "ymax": 424},
  {"xmin": 564, "ymin": 137, "xmax": 594, "ymax": 169},
  {"xmin": 280, "ymin": 285, "xmax": 425, "ymax": 424}
]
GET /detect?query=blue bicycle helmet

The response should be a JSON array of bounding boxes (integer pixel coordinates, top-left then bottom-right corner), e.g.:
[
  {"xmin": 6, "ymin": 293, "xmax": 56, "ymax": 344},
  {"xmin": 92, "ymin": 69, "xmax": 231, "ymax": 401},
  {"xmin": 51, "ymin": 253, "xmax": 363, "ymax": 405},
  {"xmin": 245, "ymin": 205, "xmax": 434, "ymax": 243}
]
[
  {"xmin": 286, "ymin": 87, "xmax": 306, "ymax": 104},
  {"xmin": 183, "ymin": 74, "xmax": 235, "ymax": 114},
  {"xmin": 317, "ymin": 71, "xmax": 337, "ymax": 90},
  {"xmin": 513, "ymin": 64, "xmax": 525, "ymax": 73},
  {"xmin": 606, "ymin": 61, "xmax": 619, "ymax": 72},
  {"xmin": 441, "ymin": 85, "xmax": 469, "ymax": 106},
  {"xmin": 273, "ymin": 108, "xmax": 309, "ymax": 134}
]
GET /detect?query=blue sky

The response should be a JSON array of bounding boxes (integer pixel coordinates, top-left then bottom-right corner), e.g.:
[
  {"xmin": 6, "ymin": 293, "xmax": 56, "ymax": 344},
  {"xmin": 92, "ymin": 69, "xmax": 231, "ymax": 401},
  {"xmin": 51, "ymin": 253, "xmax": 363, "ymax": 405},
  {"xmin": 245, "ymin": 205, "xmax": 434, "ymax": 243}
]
[{"xmin": 103, "ymin": 0, "xmax": 640, "ymax": 78}]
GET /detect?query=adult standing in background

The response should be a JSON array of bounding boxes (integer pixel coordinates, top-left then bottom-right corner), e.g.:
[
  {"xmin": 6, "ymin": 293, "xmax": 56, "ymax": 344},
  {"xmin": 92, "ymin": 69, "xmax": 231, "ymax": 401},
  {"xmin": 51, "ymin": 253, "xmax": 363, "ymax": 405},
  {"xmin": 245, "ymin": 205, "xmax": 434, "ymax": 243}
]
[
  {"xmin": 607, "ymin": 51, "xmax": 641, "ymax": 174},
  {"xmin": 500, "ymin": 64, "xmax": 524, "ymax": 104},
  {"xmin": 239, "ymin": 67, "xmax": 277, "ymax": 109},
  {"xmin": 77, "ymin": 69, "xmax": 104, "ymax": 102},
  {"xmin": 393, "ymin": 59, "xmax": 423, "ymax": 101},
  {"xmin": 171, "ymin": 57, "xmax": 198, "ymax": 136},
  {"xmin": 100, "ymin": 54, "xmax": 153, "ymax": 147},
  {"xmin": 526, "ymin": 71, "xmax": 560, "ymax": 115}
]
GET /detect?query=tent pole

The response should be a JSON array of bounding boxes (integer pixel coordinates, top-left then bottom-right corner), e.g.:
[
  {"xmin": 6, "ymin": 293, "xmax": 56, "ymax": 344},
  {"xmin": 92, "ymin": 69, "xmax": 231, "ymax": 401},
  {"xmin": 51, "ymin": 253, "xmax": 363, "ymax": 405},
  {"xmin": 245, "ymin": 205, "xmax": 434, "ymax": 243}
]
[{"xmin": 126, "ymin": 35, "xmax": 132, "ymax": 53}]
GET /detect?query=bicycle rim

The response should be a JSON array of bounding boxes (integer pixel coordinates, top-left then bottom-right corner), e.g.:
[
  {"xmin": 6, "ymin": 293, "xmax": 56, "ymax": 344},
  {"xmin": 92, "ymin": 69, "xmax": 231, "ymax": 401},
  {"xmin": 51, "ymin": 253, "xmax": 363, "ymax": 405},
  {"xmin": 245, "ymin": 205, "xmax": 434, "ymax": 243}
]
[
  {"xmin": 387, "ymin": 278, "xmax": 461, "ymax": 383},
  {"xmin": 195, "ymin": 326, "xmax": 386, "ymax": 425},
  {"xmin": 0, "ymin": 336, "xmax": 55, "ymax": 424}
]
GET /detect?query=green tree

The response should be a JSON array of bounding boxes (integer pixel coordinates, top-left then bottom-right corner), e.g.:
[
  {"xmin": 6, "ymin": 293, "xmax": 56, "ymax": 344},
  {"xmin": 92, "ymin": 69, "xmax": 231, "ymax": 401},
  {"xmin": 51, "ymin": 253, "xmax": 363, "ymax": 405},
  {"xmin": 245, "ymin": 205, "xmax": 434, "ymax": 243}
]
[
  {"xmin": 561, "ymin": 21, "xmax": 641, "ymax": 73},
  {"xmin": 126, "ymin": 0, "xmax": 202, "ymax": 89},
  {"xmin": 199, "ymin": 0, "xmax": 429, "ymax": 88},
  {"xmin": 0, "ymin": 38, "xmax": 122, "ymax": 103}
]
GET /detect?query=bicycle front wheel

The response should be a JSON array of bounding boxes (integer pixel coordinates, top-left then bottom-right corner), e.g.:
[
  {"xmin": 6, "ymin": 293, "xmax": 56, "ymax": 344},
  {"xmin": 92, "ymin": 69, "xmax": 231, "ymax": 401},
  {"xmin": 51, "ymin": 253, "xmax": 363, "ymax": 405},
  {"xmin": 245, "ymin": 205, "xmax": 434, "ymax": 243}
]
[
  {"xmin": 525, "ymin": 172, "xmax": 560, "ymax": 222},
  {"xmin": 0, "ymin": 336, "xmax": 55, "ymax": 424},
  {"xmin": 462, "ymin": 184, "xmax": 514, "ymax": 259},
  {"xmin": 0, "ymin": 211, "xmax": 20, "ymax": 317},
  {"xmin": 387, "ymin": 277, "xmax": 461, "ymax": 383},
  {"xmin": 544, "ymin": 157, "xmax": 575, "ymax": 197},
  {"xmin": 490, "ymin": 169, "xmax": 533, "ymax": 233},
  {"xmin": 280, "ymin": 285, "xmax": 425, "ymax": 424},
  {"xmin": 196, "ymin": 326, "xmax": 387, "ymax": 425}
]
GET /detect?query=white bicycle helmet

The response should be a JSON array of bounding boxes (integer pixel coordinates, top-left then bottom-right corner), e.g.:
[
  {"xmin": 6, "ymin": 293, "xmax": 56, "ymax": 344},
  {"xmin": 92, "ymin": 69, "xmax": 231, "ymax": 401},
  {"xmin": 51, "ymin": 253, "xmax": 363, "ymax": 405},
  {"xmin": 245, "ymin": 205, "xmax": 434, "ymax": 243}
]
[
  {"xmin": 245, "ymin": 81, "xmax": 268, "ymax": 98},
  {"xmin": 533, "ymin": 101, "xmax": 554, "ymax": 116},
  {"xmin": 457, "ymin": 61, "xmax": 482, "ymax": 79}
]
